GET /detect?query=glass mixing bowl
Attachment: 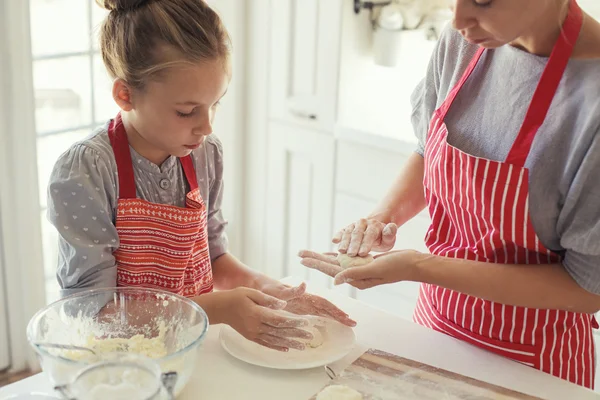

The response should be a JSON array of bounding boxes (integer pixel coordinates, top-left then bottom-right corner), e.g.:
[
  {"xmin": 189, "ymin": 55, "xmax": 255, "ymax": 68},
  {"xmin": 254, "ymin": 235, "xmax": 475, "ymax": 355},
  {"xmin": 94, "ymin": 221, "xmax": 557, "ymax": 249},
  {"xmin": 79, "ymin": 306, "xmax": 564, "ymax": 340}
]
[{"xmin": 27, "ymin": 287, "xmax": 208, "ymax": 397}]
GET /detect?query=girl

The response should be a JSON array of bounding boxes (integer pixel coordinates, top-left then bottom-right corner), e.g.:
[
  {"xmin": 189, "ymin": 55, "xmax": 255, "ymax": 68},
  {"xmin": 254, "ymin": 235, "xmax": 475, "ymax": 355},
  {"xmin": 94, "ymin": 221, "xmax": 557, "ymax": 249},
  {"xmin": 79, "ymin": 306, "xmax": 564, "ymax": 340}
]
[
  {"xmin": 300, "ymin": 0, "xmax": 600, "ymax": 388},
  {"xmin": 48, "ymin": 0, "xmax": 355, "ymax": 353}
]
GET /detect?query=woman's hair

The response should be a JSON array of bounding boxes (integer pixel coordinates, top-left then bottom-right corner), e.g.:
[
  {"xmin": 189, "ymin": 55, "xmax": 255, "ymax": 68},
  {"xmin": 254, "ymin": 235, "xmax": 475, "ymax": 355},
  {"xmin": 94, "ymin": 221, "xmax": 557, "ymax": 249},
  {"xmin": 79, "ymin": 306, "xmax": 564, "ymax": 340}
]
[{"xmin": 96, "ymin": 0, "xmax": 231, "ymax": 89}]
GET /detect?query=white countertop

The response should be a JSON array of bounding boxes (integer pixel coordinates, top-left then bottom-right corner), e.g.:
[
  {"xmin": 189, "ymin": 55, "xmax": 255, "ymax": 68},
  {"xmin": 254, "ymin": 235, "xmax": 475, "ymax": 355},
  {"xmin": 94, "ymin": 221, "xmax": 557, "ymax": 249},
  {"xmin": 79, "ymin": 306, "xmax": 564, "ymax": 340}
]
[{"xmin": 1, "ymin": 277, "xmax": 599, "ymax": 400}]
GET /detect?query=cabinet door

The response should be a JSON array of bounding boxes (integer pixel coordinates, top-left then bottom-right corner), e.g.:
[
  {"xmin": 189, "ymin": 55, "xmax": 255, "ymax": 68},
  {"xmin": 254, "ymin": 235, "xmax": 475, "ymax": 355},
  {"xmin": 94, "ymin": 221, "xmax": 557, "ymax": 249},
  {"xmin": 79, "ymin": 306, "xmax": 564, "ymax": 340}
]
[
  {"xmin": 268, "ymin": 0, "xmax": 343, "ymax": 131},
  {"xmin": 264, "ymin": 122, "xmax": 336, "ymax": 290}
]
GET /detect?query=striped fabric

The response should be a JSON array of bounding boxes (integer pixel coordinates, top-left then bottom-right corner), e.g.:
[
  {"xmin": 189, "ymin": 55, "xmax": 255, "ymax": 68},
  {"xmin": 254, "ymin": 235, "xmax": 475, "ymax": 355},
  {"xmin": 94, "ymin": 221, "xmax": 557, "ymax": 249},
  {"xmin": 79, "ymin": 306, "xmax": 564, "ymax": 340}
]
[
  {"xmin": 114, "ymin": 193, "xmax": 213, "ymax": 297},
  {"xmin": 108, "ymin": 114, "xmax": 213, "ymax": 298},
  {"xmin": 414, "ymin": 0, "xmax": 596, "ymax": 389}
]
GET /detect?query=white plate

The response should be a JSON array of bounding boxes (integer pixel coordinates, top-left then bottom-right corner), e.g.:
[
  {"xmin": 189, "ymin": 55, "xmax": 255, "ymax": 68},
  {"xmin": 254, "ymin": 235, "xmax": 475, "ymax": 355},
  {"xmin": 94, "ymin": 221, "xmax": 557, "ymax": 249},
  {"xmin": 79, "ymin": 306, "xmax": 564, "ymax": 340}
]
[{"xmin": 219, "ymin": 319, "xmax": 356, "ymax": 370}]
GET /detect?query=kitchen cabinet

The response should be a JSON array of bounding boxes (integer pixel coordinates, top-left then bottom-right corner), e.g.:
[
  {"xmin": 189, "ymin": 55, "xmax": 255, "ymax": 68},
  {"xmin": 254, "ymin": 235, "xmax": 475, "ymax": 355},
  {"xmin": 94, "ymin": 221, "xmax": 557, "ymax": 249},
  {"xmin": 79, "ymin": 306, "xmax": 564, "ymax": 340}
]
[
  {"xmin": 264, "ymin": 121, "xmax": 336, "ymax": 290},
  {"xmin": 268, "ymin": 0, "xmax": 343, "ymax": 132}
]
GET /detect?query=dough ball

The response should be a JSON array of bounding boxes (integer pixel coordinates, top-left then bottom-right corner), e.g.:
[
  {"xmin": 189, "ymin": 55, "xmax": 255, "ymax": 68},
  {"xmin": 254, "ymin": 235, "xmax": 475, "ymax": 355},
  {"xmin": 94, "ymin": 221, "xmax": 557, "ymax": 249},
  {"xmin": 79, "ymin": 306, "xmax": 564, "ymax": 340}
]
[
  {"xmin": 316, "ymin": 385, "xmax": 363, "ymax": 400},
  {"xmin": 337, "ymin": 253, "xmax": 374, "ymax": 269},
  {"xmin": 300, "ymin": 326, "xmax": 324, "ymax": 348}
]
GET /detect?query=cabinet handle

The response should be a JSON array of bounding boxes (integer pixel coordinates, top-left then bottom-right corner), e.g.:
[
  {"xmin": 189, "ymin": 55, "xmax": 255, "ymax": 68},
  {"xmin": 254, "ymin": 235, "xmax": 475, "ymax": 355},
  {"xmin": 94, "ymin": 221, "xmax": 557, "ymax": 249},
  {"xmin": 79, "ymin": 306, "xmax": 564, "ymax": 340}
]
[
  {"xmin": 289, "ymin": 108, "xmax": 317, "ymax": 120},
  {"xmin": 287, "ymin": 96, "xmax": 318, "ymax": 120}
]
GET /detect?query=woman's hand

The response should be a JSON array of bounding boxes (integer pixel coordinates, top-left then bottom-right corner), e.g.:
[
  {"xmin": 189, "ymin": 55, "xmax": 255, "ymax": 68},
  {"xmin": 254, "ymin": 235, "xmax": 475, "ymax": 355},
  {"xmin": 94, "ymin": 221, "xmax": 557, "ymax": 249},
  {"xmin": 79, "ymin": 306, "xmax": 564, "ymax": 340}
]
[
  {"xmin": 219, "ymin": 287, "xmax": 313, "ymax": 352},
  {"xmin": 299, "ymin": 250, "xmax": 421, "ymax": 290},
  {"xmin": 333, "ymin": 218, "xmax": 397, "ymax": 256}
]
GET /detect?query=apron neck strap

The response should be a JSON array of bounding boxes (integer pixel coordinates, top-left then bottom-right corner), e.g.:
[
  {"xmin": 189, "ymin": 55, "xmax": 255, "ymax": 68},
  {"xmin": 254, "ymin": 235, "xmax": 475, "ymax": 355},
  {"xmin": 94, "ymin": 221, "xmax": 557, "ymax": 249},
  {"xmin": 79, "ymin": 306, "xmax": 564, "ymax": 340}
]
[
  {"xmin": 107, "ymin": 113, "xmax": 199, "ymax": 199},
  {"xmin": 437, "ymin": 47, "xmax": 486, "ymax": 121},
  {"xmin": 505, "ymin": 0, "xmax": 583, "ymax": 166},
  {"xmin": 108, "ymin": 113, "xmax": 137, "ymax": 199},
  {"xmin": 180, "ymin": 155, "xmax": 199, "ymax": 191}
]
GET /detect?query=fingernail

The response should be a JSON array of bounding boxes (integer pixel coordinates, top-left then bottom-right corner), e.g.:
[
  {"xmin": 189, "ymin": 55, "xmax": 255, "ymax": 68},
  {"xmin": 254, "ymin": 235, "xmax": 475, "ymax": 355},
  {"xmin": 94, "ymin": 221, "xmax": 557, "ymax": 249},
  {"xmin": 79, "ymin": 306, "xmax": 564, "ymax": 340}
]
[
  {"xmin": 334, "ymin": 276, "xmax": 351, "ymax": 285},
  {"xmin": 276, "ymin": 300, "xmax": 287, "ymax": 308}
]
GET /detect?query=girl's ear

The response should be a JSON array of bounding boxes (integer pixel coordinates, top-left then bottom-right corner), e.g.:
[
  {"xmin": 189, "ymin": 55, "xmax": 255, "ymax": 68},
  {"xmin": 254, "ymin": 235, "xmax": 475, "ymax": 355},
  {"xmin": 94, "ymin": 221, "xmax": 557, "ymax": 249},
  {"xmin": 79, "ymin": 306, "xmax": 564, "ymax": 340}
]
[{"xmin": 112, "ymin": 79, "xmax": 135, "ymax": 112}]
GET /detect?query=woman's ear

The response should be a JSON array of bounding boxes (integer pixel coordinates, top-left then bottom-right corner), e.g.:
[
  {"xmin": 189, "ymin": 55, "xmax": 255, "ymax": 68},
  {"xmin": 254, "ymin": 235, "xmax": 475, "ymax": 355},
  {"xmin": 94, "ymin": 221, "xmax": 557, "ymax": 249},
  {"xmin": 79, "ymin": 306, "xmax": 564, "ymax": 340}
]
[{"xmin": 112, "ymin": 79, "xmax": 134, "ymax": 112}]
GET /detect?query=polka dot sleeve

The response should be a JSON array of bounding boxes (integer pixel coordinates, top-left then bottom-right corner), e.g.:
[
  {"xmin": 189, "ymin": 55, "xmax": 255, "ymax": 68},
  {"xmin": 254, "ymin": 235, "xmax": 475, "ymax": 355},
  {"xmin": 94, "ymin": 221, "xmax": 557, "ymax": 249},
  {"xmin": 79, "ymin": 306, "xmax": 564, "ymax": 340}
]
[{"xmin": 47, "ymin": 144, "xmax": 119, "ymax": 297}]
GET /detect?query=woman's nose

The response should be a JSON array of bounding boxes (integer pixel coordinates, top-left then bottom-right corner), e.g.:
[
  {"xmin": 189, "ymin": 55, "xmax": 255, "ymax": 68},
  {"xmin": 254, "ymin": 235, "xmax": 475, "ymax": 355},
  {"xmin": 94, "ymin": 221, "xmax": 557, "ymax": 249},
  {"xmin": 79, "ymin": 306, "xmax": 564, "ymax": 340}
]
[{"xmin": 452, "ymin": 0, "xmax": 477, "ymax": 31}]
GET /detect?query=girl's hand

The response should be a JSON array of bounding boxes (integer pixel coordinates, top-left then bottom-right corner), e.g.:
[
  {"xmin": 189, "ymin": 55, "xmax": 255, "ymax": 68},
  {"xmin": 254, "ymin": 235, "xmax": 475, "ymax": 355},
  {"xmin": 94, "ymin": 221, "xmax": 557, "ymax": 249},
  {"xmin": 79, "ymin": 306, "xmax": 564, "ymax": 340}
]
[
  {"xmin": 299, "ymin": 250, "xmax": 421, "ymax": 290},
  {"xmin": 259, "ymin": 281, "xmax": 307, "ymax": 301},
  {"xmin": 258, "ymin": 280, "xmax": 356, "ymax": 327},
  {"xmin": 284, "ymin": 293, "xmax": 357, "ymax": 327},
  {"xmin": 333, "ymin": 218, "xmax": 397, "ymax": 256},
  {"xmin": 220, "ymin": 287, "xmax": 313, "ymax": 352}
]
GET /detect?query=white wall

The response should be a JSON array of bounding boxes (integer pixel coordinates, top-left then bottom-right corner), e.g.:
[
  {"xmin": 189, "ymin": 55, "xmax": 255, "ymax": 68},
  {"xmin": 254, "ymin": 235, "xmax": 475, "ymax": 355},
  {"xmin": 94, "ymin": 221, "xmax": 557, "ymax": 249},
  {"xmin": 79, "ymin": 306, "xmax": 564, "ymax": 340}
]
[
  {"xmin": 337, "ymin": 0, "xmax": 600, "ymax": 143},
  {"xmin": 337, "ymin": 0, "xmax": 438, "ymax": 143},
  {"xmin": 580, "ymin": 0, "xmax": 600, "ymax": 18}
]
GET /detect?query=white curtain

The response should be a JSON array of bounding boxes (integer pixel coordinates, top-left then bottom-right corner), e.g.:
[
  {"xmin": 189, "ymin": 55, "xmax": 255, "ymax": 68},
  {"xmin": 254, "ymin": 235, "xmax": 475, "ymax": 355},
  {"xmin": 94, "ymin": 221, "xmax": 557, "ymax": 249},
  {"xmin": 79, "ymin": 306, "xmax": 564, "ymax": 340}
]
[{"xmin": 0, "ymin": 0, "xmax": 46, "ymax": 372}]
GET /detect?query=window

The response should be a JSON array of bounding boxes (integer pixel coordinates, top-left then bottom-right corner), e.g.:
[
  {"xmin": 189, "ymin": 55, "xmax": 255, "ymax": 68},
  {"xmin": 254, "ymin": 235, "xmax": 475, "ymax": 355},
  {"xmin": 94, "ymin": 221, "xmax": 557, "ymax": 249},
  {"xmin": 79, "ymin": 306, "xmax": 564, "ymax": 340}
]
[{"xmin": 30, "ymin": 0, "xmax": 119, "ymax": 303}]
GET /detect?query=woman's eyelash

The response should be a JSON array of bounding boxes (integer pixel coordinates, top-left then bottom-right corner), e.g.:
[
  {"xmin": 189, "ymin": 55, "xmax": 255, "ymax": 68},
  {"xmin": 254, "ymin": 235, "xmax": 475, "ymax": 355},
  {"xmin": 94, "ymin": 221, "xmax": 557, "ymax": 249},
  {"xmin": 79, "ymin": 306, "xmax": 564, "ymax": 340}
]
[{"xmin": 473, "ymin": 0, "xmax": 493, "ymax": 7}]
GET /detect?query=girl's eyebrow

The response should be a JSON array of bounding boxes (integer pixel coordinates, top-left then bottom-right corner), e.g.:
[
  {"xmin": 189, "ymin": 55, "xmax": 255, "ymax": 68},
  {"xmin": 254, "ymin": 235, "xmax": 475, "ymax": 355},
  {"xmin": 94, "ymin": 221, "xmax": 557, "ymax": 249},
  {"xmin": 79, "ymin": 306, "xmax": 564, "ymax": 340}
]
[{"xmin": 175, "ymin": 89, "xmax": 229, "ymax": 106}]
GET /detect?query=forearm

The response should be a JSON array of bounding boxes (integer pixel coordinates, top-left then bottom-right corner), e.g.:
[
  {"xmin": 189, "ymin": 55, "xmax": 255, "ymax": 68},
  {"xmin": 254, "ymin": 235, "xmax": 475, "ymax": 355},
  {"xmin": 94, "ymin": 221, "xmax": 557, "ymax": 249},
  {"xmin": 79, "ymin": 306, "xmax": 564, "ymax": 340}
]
[
  {"xmin": 192, "ymin": 290, "xmax": 230, "ymax": 325},
  {"xmin": 411, "ymin": 253, "xmax": 600, "ymax": 314},
  {"xmin": 368, "ymin": 152, "xmax": 427, "ymax": 227},
  {"xmin": 211, "ymin": 252, "xmax": 276, "ymax": 291}
]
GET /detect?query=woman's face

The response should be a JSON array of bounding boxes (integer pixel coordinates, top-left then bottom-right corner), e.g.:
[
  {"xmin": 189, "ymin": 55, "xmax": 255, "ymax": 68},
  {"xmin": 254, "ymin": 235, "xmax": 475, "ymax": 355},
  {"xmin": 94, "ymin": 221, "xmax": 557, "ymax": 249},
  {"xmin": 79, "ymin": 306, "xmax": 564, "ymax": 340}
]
[{"xmin": 451, "ymin": 0, "xmax": 563, "ymax": 48}]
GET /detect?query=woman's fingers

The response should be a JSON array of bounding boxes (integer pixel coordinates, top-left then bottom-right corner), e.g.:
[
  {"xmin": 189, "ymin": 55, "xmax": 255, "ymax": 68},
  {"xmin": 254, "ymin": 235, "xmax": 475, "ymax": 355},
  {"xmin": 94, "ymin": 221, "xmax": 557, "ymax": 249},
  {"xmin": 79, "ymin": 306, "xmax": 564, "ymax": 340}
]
[
  {"xmin": 300, "ymin": 257, "xmax": 343, "ymax": 277},
  {"xmin": 346, "ymin": 219, "xmax": 368, "ymax": 256},
  {"xmin": 337, "ymin": 223, "xmax": 355, "ymax": 253},
  {"xmin": 376, "ymin": 223, "xmax": 398, "ymax": 251},
  {"xmin": 358, "ymin": 223, "xmax": 381, "ymax": 256},
  {"xmin": 297, "ymin": 250, "xmax": 338, "ymax": 264}
]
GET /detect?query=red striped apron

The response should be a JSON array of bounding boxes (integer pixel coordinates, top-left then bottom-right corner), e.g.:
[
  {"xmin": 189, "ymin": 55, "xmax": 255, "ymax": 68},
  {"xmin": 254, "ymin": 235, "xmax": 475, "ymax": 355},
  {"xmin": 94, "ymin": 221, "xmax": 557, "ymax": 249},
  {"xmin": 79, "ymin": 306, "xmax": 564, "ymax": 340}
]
[
  {"xmin": 413, "ymin": 0, "xmax": 597, "ymax": 388},
  {"xmin": 108, "ymin": 113, "xmax": 213, "ymax": 298}
]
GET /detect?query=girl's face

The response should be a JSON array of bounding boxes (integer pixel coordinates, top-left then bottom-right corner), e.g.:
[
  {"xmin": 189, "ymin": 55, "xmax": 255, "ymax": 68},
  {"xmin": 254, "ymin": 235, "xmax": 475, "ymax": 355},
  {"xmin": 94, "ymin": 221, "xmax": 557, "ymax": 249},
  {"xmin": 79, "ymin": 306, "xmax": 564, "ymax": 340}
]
[
  {"xmin": 120, "ymin": 58, "xmax": 231, "ymax": 165},
  {"xmin": 451, "ymin": 0, "xmax": 563, "ymax": 48}
]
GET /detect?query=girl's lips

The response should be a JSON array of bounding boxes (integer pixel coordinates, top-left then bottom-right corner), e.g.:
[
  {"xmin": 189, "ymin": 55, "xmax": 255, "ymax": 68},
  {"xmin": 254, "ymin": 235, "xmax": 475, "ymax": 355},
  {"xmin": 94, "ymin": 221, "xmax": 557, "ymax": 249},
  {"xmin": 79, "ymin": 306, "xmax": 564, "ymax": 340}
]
[{"xmin": 185, "ymin": 143, "xmax": 202, "ymax": 150}]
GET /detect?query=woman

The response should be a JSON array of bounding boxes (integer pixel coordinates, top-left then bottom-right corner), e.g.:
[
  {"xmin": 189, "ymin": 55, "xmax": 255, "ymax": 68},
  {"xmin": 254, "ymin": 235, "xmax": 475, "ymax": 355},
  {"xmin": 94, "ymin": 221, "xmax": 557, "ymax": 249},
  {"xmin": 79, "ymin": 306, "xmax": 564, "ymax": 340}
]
[{"xmin": 300, "ymin": 0, "xmax": 600, "ymax": 388}]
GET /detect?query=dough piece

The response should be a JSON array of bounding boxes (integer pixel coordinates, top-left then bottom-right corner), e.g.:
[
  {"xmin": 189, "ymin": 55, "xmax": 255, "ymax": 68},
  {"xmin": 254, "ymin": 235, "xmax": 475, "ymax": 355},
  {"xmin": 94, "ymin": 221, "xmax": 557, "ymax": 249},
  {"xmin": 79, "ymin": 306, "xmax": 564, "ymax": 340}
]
[
  {"xmin": 301, "ymin": 325, "xmax": 324, "ymax": 348},
  {"xmin": 316, "ymin": 385, "xmax": 363, "ymax": 400},
  {"xmin": 337, "ymin": 253, "xmax": 374, "ymax": 269}
]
